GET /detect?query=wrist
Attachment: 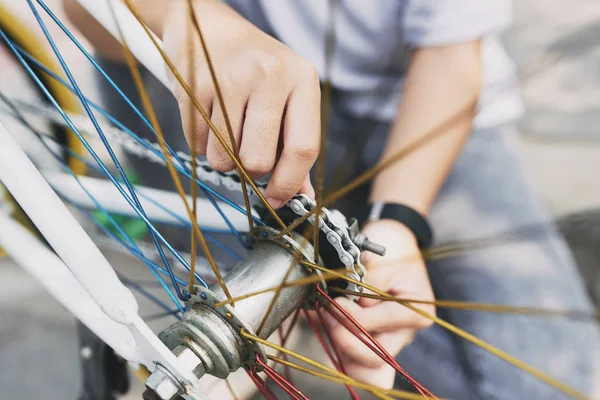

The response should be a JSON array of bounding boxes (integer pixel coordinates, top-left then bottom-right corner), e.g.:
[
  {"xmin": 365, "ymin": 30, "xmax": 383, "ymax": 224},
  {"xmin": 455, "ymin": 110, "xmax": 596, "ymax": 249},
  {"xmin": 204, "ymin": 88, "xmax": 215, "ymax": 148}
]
[
  {"xmin": 362, "ymin": 219, "xmax": 418, "ymax": 246},
  {"xmin": 358, "ymin": 201, "xmax": 433, "ymax": 248}
]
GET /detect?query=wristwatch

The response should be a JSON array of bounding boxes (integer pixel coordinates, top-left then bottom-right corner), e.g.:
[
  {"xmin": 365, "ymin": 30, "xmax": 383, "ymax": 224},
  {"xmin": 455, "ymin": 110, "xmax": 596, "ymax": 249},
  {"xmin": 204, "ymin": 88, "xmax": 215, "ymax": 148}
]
[{"xmin": 358, "ymin": 201, "xmax": 433, "ymax": 248}]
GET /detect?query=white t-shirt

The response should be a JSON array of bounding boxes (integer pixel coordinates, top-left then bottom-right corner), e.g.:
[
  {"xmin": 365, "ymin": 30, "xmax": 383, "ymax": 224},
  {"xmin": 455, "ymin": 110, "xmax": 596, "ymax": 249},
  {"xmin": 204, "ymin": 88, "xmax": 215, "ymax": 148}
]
[{"xmin": 226, "ymin": 0, "xmax": 523, "ymax": 128}]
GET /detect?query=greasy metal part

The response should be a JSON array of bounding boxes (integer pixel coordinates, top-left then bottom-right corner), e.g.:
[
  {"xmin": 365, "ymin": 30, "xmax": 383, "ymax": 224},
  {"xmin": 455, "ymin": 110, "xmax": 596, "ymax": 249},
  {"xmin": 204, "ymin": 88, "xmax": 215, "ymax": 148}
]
[
  {"xmin": 353, "ymin": 233, "xmax": 386, "ymax": 256},
  {"xmin": 144, "ymin": 228, "xmax": 317, "ymax": 399},
  {"xmin": 288, "ymin": 194, "xmax": 379, "ymax": 297},
  {"xmin": 347, "ymin": 219, "xmax": 386, "ymax": 256}
]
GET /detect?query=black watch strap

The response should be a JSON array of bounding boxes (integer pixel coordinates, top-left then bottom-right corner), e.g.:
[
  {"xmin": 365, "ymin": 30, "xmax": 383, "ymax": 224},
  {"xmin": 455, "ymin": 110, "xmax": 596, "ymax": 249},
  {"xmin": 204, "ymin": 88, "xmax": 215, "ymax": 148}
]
[{"xmin": 357, "ymin": 201, "xmax": 433, "ymax": 248}]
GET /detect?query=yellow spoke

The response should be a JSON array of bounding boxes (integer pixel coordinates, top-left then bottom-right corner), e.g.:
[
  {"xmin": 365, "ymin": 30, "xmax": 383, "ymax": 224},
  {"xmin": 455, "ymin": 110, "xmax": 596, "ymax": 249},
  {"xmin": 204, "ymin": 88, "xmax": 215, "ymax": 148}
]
[
  {"xmin": 330, "ymin": 288, "xmax": 600, "ymax": 321},
  {"xmin": 186, "ymin": 5, "xmax": 199, "ymax": 294},
  {"xmin": 301, "ymin": 260, "xmax": 590, "ymax": 400},
  {"xmin": 241, "ymin": 331, "xmax": 426, "ymax": 400},
  {"xmin": 109, "ymin": 0, "xmax": 232, "ymax": 301},
  {"xmin": 122, "ymin": 0, "xmax": 286, "ymax": 231},
  {"xmin": 269, "ymin": 356, "xmax": 396, "ymax": 400},
  {"xmin": 186, "ymin": 0, "xmax": 255, "ymax": 237},
  {"xmin": 213, "ymin": 266, "xmax": 347, "ymax": 308}
]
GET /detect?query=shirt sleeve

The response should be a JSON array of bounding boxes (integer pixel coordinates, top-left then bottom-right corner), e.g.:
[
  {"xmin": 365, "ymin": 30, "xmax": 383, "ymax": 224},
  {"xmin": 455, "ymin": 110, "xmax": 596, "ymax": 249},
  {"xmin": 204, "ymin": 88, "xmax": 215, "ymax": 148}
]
[{"xmin": 403, "ymin": 0, "xmax": 513, "ymax": 47}]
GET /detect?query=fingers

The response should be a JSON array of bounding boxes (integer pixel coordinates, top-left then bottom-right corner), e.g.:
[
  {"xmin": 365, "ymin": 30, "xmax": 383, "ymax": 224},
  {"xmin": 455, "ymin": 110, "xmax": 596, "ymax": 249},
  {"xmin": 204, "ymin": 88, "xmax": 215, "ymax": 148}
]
[
  {"xmin": 359, "ymin": 257, "xmax": 436, "ymax": 329},
  {"xmin": 237, "ymin": 83, "xmax": 285, "ymax": 179},
  {"xmin": 205, "ymin": 95, "xmax": 245, "ymax": 171},
  {"xmin": 173, "ymin": 83, "xmax": 212, "ymax": 155},
  {"xmin": 341, "ymin": 359, "xmax": 396, "ymax": 389},
  {"xmin": 264, "ymin": 68, "xmax": 320, "ymax": 208}
]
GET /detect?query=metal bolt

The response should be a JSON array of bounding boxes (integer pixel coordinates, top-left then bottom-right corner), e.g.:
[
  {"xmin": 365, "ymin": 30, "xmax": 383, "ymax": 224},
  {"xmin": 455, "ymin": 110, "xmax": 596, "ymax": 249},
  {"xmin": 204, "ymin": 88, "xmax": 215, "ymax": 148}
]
[
  {"xmin": 145, "ymin": 370, "xmax": 182, "ymax": 400},
  {"xmin": 144, "ymin": 346, "xmax": 202, "ymax": 400},
  {"xmin": 354, "ymin": 234, "xmax": 386, "ymax": 256}
]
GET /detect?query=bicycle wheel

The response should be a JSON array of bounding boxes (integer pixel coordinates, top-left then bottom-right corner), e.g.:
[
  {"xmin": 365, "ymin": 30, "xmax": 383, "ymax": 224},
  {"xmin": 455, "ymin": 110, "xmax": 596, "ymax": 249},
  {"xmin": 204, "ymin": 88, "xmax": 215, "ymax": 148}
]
[{"xmin": 0, "ymin": 1, "xmax": 598, "ymax": 400}]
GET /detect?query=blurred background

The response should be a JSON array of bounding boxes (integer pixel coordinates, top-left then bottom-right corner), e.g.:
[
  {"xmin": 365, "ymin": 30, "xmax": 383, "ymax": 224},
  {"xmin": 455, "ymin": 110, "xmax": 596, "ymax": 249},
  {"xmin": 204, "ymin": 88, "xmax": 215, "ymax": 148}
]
[{"xmin": 1, "ymin": 0, "xmax": 600, "ymax": 399}]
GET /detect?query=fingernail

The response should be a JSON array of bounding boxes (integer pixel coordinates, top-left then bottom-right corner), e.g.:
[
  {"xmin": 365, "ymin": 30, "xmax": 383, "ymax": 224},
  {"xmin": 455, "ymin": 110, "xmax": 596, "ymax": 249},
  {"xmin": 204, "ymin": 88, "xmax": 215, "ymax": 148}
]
[{"xmin": 266, "ymin": 196, "xmax": 285, "ymax": 209}]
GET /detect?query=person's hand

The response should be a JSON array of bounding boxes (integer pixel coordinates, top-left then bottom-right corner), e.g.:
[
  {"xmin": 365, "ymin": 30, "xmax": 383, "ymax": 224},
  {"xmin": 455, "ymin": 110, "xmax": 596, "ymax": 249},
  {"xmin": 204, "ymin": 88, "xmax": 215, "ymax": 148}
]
[
  {"xmin": 322, "ymin": 219, "xmax": 435, "ymax": 388},
  {"xmin": 163, "ymin": 0, "xmax": 320, "ymax": 208}
]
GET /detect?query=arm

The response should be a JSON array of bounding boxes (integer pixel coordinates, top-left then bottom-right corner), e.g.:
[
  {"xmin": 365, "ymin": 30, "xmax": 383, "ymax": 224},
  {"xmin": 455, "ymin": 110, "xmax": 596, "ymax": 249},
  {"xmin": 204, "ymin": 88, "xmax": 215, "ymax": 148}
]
[
  {"xmin": 323, "ymin": 41, "xmax": 482, "ymax": 388},
  {"xmin": 370, "ymin": 41, "xmax": 481, "ymax": 214}
]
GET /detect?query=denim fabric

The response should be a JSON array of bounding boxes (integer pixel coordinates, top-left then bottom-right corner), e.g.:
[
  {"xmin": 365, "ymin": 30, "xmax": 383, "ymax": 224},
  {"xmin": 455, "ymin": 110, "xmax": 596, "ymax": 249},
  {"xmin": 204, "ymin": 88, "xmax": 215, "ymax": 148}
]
[{"xmin": 97, "ymin": 59, "xmax": 600, "ymax": 400}]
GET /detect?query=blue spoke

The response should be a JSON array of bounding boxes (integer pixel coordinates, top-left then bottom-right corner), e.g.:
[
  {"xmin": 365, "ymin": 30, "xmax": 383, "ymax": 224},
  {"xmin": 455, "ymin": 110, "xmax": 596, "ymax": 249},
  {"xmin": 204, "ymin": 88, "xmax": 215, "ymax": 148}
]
[
  {"xmin": 0, "ymin": 24, "xmax": 207, "ymax": 294},
  {"xmin": 26, "ymin": 0, "xmax": 192, "ymax": 300},
  {"xmin": 34, "ymin": 0, "xmax": 256, "ymax": 247},
  {"xmin": 0, "ymin": 90, "xmax": 184, "ymax": 312},
  {"xmin": 61, "ymin": 147, "xmax": 245, "ymax": 262},
  {"xmin": 35, "ymin": 0, "xmax": 186, "ymax": 171},
  {"xmin": 81, "ymin": 206, "xmax": 189, "ymax": 288},
  {"xmin": 11, "ymin": 42, "xmax": 263, "ymax": 230}
]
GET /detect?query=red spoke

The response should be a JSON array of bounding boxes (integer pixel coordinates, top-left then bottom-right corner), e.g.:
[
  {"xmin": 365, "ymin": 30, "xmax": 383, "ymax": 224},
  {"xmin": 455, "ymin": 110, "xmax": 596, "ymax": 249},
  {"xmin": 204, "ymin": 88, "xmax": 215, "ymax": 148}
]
[
  {"xmin": 249, "ymin": 368, "xmax": 278, "ymax": 400},
  {"xmin": 278, "ymin": 308, "xmax": 302, "ymax": 386},
  {"xmin": 257, "ymin": 356, "xmax": 309, "ymax": 400},
  {"xmin": 315, "ymin": 303, "xmax": 349, "ymax": 373},
  {"xmin": 278, "ymin": 327, "xmax": 296, "ymax": 385},
  {"xmin": 304, "ymin": 307, "xmax": 361, "ymax": 400},
  {"xmin": 282, "ymin": 308, "xmax": 302, "ymax": 347},
  {"xmin": 318, "ymin": 286, "xmax": 438, "ymax": 399}
]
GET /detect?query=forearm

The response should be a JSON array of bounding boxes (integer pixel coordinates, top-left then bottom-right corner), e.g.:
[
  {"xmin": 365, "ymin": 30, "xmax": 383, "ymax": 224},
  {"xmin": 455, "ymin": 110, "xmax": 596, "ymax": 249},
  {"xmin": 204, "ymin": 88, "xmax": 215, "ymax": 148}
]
[{"xmin": 370, "ymin": 41, "xmax": 482, "ymax": 215}]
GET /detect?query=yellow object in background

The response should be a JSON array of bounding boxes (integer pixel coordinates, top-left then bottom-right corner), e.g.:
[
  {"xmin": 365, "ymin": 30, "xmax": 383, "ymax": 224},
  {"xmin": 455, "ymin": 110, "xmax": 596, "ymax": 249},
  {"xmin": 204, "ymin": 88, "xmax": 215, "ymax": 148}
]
[{"xmin": 0, "ymin": 3, "xmax": 88, "ymax": 258}]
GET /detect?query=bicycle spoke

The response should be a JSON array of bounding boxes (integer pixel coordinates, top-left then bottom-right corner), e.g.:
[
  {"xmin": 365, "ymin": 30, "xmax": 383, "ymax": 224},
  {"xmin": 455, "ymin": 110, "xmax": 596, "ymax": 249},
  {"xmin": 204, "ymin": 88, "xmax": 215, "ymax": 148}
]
[
  {"xmin": 330, "ymin": 288, "xmax": 600, "ymax": 321},
  {"xmin": 303, "ymin": 308, "xmax": 361, "ymax": 400},
  {"xmin": 304, "ymin": 260, "xmax": 591, "ymax": 400},
  {"xmin": 122, "ymin": 0, "xmax": 287, "ymax": 231},
  {"xmin": 26, "ymin": 0, "xmax": 194, "ymax": 301},
  {"xmin": 256, "ymin": 355, "xmax": 310, "ymax": 400},
  {"xmin": 0, "ymin": 90, "xmax": 186, "ymax": 311},
  {"xmin": 241, "ymin": 330, "xmax": 425, "ymax": 400},
  {"xmin": 107, "ymin": 0, "xmax": 232, "ymax": 301},
  {"xmin": 186, "ymin": 0, "xmax": 255, "ymax": 238},
  {"xmin": 186, "ymin": 7, "xmax": 201, "ymax": 295},
  {"xmin": 6, "ymin": 26, "xmax": 259, "ymax": 241},
  {"xmin": 214, "ymin": 263, "xmax": 600, "ymax": 323}
]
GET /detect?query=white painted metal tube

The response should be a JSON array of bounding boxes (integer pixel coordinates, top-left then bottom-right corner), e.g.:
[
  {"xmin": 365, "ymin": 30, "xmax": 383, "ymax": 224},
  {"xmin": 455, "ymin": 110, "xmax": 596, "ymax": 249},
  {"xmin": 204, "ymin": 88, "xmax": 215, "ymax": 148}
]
[
  {"xmin": 43, "ymin": 171, "xmax": 254, "ymax": 232},
  {"xmin": 0, "ymin": 210, "xmax": 139, "ymax": 362},
  {"xmin": 0, "ymin": 120, "xmax": 205, "ymax": 387},
  {"xmin": 0, "ymin": 120, "xmax": 138, "ymax": 324},
  {"xmin": 76, "ymin": 0, "xmax": 170, "ymax": 88}
]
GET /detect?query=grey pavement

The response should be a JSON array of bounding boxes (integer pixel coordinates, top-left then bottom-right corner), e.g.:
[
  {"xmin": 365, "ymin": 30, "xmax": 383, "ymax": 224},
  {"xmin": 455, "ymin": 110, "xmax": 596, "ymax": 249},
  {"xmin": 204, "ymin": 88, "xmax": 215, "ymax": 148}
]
[{"xmin": 1, "ymin": 1, "xmax": 600, "ymax": 399}]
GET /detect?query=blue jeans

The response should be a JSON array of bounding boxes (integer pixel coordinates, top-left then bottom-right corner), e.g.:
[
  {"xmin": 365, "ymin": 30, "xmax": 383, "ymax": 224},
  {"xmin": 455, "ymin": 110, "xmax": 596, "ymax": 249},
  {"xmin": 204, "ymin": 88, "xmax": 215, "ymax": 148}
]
[{"xmin": 97, "ymin": 59, "xmax": 600, "ymax": 400}]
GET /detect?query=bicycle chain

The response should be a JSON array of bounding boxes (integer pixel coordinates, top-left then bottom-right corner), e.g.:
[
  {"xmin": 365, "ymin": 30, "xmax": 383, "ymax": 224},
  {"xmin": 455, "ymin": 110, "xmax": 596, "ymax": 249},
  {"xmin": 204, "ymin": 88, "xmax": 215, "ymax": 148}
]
[
  {"xmin": 3, "ymin": 99, "xmax": 269, "ymax": 193},
  {"xmin": 6, "ymin": 99, "xmax": 368, "ymax": 293},
  {"xmin": 287, "ymin": 194, "xmax": 366, "ymax": 295}
]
